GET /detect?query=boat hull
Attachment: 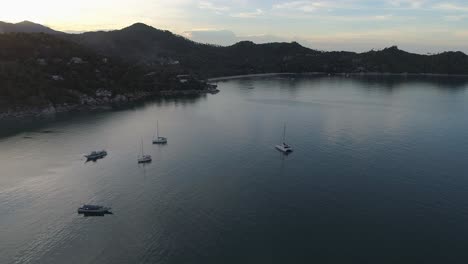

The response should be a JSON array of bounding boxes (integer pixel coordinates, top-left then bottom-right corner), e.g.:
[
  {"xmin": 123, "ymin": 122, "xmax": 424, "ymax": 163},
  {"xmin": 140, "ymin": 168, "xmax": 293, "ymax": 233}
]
[
  {"xmin": 85, "ymin": 155, "xmax": 106, "ymax": 160},
  {"xmin": 77, "ymin": 206, "xmax": 111, "ymax": 214},
  {"xmin": 275, "ymin": 145, "xmax": 293, "ymax": 153},
  {"xmin": 77, "ymin": 209, "xmax": 111, "ymax": 214},
  {"xmin": 152, "ymin": 137, "xmax": 167, "ymax": 144},
  {"xmin": 138, "ymin": 154, "xmax": 152, "ymax": 163},
  {"xmin": 85, "ymin": 151, "xmax": 107, "ymax": 160}
]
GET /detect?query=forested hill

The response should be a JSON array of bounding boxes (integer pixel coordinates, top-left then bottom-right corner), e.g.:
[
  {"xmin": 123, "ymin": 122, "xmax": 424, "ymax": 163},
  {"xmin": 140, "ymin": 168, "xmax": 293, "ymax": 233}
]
[
  {"xmin": 1, "ymin": 22, "xmax": 468, "ymax": 113},
  {"xmin": 0, "ymin": 21, "xmax": 62, "ymax": 34},
  {"xmin": 69, "ymin": 23, "xmax": 468, "ymax": 76},
  {"xmin": 2, "ymin": 21, "xmax": 468, "ymax": 78},
  {"xmin": 70, "ymin": 23, "xmax": 322, "ymax": 76},
  {"xmin": 0, "ymin": 33, "xmax": 181, "ymax": 111}
]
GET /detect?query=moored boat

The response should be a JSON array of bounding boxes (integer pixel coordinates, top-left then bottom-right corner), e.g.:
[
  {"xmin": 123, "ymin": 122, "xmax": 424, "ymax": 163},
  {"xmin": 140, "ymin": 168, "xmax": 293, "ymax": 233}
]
[
  {"xmin": 138, "ymin": 154, "xmax": 152, "ymax": 163},
  {"xmin": 138, "ymin": 140, "xmax": 152, "ymax": 163},
  {"xmin": 152, "ymin": 121, "xmax": 168, "ymax": 144},
  {"xmin": 275, "ymin": 124, "xmax": 293, "ymax": 154},
  {"xmin": 84, "ymin": 150, "xmax": 107, "ymax": 160},
  {"xmin": 276, "ymin": 142, "xmax": 293, "ymax": 153},
  {"xmin": 77, "ymin": 204, "xmax": 111, "ymax": 214}
]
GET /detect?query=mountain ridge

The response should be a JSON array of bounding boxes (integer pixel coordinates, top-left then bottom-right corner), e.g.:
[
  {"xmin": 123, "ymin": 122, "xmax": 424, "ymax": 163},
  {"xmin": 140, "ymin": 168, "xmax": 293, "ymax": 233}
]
[
  {"xmin": 2, "ymin": 20, "xmax": 466, "ymax": 56},
  {"xmin": 1, "ymin": 21, "xmax": 467, "ymax": 78},
  {"xmin": 1, "ymin": 21, "xmax": 468, "ymax": 117},
  {"xmin": 0, "ymin": 21, "xmax": 63, "ymax": 34},
  {"xmin": 66, "ymin": 22, "xmax": 468, "ymax": 76}
]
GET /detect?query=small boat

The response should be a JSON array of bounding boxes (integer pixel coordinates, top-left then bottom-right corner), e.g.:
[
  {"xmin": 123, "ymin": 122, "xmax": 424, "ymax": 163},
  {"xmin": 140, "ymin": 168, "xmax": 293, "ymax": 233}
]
[
  {"xmin": 207, "ymin": 83, "xmax": 220, "ymax": 94},
  {"xmin": 84, "ymin": 150, "xmax": 107, "ymax": 160},
  {"xmin": 152, "ymin": 121, "xmax": 167, "ymax": 144},
  {"xmin": 138, "ymin": 154, "xmax": 152, "ymax": 163},
  {"xmin": 138, "ymin": 140, "xmax": 152, "ymax": 163},
  {"xmin": 77, "ymin": 204, "xmax": 111, "ymax": 214},
  {"xmin": 275, "ymin": 124, "xmax": 293, "ymax": 153},
  {"xmin": 276, "ymin": 142, "xmax": 293, "ymax": 153}
]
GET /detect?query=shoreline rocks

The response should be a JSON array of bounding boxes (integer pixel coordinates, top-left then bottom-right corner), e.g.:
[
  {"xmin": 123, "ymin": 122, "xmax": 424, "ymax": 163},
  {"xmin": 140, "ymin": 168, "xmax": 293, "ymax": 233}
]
[{"xmin": 0, "ymin": 88, "xmax": 219, "ymax": 120}]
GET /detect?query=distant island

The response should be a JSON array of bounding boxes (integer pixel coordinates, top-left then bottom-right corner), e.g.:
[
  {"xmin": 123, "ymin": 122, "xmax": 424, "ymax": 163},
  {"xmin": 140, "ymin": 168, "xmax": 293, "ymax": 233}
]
[{"xmin": 1, "ymin": 21, "xmax": 468, "ymax": 118}]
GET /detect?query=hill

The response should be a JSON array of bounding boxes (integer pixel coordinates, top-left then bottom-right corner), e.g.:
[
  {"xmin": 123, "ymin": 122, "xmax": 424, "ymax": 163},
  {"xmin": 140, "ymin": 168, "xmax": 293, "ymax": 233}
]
[
  {"xmin": 69, "ymin": 23, "xmax": 468, "ymax": 76},
  {"xmin": 2, "ymin": 21, "xmax": 468, "ymax": 77},
  {"xmin": 70, "ymin": 23, "xmax": 323, "ymax": 76},
  {"xmin": 0, "ymin": 32, "xmax": 191, "ymax": 115},
  {"xmin": 0, "ymin": 21, "xmax": 63, "ymax": 34},
  {"xmin": 1, "ymin": 21, "xmax": 468, "ymax": 117}
]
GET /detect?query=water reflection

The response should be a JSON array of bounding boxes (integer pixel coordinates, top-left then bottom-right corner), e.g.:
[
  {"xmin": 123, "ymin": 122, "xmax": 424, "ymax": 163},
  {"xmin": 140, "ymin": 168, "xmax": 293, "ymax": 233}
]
[
  {"xmin": 80, "ymin": 212, "xmax": 114, "ymax": 217},
  {"xmin": 0, "ymin": 94, "xmax": 208, "ymax": 139},
  {"xmin": 1, "ymin": 76, "xmax": 468, "ymax": 263},
  {"xmin": 345, "ymin": 75, "xmax": 468, "ymax": 90}
]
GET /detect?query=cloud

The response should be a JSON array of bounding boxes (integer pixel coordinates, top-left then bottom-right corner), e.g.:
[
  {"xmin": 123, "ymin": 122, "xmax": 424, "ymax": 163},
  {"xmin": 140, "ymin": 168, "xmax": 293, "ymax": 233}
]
[
  {"xmin": 444, "ymin": 14, "xmax": 468, "ymax": 21},
  {"xmin": 182, "ymin": 29, "xmax": 299, "ymax": 46},
  {"xmin": 387, "ymin": 0, "xmax": 425, "ymax": 9},
  {"xmin": 198, "ymin": 1, "xmax": 230, "ymax": 12},
  {"xmin": 231, "ymin": 9, "xmax": 264, "ymax": 18},
  {"xmin": 182, "ymin": 29, "xmax": 238, "ymax": 45},
  {"xmin": 372, "ymin": 14, "xmax": 394, "ymax": 20},
  {"xmin": 433, "ymin": 3, "xmax": 468, "ymax": 12},
  {"xmin": 273, "ymin": 1, "xmax": 336, "ymax": 12}
]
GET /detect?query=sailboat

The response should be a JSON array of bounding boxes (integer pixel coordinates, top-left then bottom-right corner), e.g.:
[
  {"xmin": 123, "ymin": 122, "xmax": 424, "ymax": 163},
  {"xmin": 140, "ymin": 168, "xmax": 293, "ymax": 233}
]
[
  {"xmin": 275, "ymin": 124, "xmax": 293, "ymax": 153},
  {"xmin": 138, "ymin": 139, "xmax": 152, "ymax": 163},
  {"xmin": 152, "ymin": 121, "xmax": 168, "ymax": 144}
]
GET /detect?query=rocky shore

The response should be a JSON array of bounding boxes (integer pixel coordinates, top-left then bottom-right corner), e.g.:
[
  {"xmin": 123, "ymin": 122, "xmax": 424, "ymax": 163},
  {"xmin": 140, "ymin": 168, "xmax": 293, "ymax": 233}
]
[
  {"xmin": 159, "ymin": 87, "xmax": 219, "ymax": 96},
  {"xmin": 0, "ymin": 87, "xmax": 220, "ymax": 120}
]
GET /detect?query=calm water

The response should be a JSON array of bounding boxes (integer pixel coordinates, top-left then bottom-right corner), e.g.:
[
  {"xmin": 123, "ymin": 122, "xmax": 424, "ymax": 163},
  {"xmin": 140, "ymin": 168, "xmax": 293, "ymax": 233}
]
[{"xmin": 1, "ymin": 76, "xmax": 468, "ymax": 263}]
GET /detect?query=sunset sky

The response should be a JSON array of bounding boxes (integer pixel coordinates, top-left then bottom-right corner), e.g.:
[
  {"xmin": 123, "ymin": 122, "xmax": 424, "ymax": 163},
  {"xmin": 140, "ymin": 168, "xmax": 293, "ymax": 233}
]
[{"xmin": 2, "ymin": 0, "xmax": 468, "ymax": 53}]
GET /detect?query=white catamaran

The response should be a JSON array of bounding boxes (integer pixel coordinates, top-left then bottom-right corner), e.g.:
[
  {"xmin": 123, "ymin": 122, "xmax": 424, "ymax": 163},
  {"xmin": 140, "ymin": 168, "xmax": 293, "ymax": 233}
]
[
  {"xmin": 152, "ymin": 121, "xmax": 168, "ymax": 144},
  {"xmin": 275, "ymin": 124, "xmax": 293, "ymax": 153}
]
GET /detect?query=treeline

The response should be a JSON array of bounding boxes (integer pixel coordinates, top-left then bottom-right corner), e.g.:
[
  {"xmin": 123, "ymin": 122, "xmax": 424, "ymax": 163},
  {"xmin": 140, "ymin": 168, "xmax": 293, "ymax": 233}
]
[
  {"xmin": 2, "ymin": 22, "xmax": 468, "ymax": 110},
  {"xmin": 0, "ymin": 33, "xmax": 182, "ymax": 109},
  {"xmin": 67, "ymin": 23, "xmax": 468, "ymax": 77}
]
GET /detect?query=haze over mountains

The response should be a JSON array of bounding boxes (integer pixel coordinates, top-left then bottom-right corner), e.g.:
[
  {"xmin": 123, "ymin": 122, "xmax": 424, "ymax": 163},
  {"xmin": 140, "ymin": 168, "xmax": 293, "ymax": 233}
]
[{"xmin": 1, "ymin": 21, "xmax": 468, "ymax": 114}]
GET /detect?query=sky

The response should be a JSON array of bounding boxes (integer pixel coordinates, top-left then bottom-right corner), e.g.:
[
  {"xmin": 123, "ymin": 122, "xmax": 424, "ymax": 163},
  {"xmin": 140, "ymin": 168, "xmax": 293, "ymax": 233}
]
[{"xmin": 2, "ymin": 0, "xmax": 468, "ymax": 53}]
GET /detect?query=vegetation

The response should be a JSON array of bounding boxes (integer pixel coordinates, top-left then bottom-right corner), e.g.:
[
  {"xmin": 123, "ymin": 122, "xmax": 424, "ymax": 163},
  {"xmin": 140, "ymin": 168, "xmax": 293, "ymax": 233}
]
[
  {"xmin": 69, "ymin": 24, "xmax": 468, "ymax": 77},
  {"xmin": 0, "ymin": 33, "xmax": 185, "ymax": 110},
  {"xmin": 1, "ymin": 22, "xmax": 468, "ymax": 112}
]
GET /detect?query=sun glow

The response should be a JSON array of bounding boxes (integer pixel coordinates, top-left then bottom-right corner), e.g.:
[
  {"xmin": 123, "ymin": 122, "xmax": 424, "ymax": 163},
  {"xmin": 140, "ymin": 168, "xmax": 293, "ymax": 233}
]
[
  {"xmin": 0, "ymin": 0, "xmax": 187, "ymax": 31},
  {"xmin": 1, "ymin": 0, "xmax": 468, "ymax": 53}
]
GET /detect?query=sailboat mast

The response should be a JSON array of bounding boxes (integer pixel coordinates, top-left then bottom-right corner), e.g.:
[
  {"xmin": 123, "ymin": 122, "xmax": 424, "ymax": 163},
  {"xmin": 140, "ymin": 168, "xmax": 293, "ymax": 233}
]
[
  {"xmin": 141, "ymin": 139, "xmax": 144, "ymax": 156},
  {"xmin": 283, "ymin": 124, "xmax": 286, "ymax": 143},
  {"xmin": 157, "ymin": 121, "xmax": 159, "ymax": 138}
]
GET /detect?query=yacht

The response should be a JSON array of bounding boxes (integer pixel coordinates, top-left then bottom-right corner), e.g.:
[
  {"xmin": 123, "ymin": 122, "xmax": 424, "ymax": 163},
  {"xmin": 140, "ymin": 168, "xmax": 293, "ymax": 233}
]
[
  {"xmin": 77, "ymin": 204, "xmax": 112, "ymax": 214},
  {"xmin": 152, "ymin": 121, "xmax": 168, "ymax": 144},
  {"xmin": 138, "ymin": 140, "xmax": 152, "ymax": 163},
  {"xmin": 84, "ymin": 150, "xmax": 107, "ymax": 160},
  {"xmin": 138, "ymin": 154, "xmax": 152, "ymax": 163},
  {"xmin": 275, "ymin": 124, "xmax": 293, "ymax": 153},
  {"xmin": 276, "ymin": 142, "xmax": 293, "ymax": 153}
]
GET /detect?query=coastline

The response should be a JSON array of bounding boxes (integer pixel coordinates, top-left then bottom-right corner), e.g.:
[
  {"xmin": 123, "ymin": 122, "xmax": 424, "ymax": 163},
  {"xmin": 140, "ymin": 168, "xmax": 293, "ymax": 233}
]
[
  {"xmin": 2, "ymin": 71, "xmax": 468, "ymax": 120},
  {"xmin": 208, "ymin": 73, "xmax": 299, "ymax": 81},
  {"xmin": 208, "ymin": 72, "xmax": 468, "ymax": 81},
  {"xmin": 0, "ymin": 89, "xmax": 218, "ymax": 120}
]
